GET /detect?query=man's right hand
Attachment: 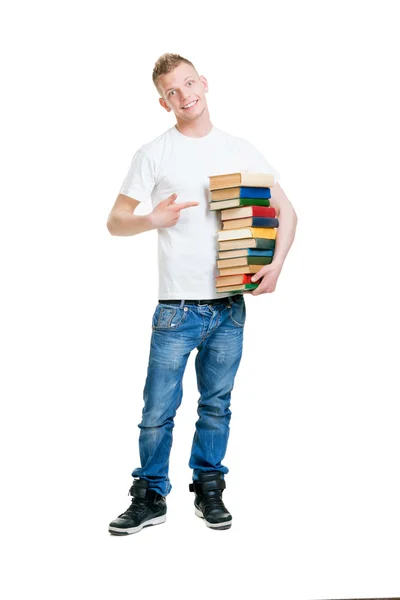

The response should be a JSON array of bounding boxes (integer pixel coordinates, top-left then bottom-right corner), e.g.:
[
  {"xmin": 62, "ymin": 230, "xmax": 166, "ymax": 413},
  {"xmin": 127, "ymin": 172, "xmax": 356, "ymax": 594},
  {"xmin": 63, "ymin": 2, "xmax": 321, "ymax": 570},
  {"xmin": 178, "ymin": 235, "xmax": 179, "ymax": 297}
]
[{"xmin": 148, "ymin": 193, "xmax": 200, "ymax": 228}]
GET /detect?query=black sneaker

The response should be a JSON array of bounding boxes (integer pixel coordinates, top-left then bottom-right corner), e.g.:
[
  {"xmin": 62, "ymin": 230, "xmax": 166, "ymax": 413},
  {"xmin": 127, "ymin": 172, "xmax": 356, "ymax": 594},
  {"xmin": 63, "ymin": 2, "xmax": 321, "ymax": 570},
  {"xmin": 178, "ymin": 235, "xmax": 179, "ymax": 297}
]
[
  {"xmin": 109, "ymin": 478, "xmax": 167, "ymax": 535},
  {"xmin": 189, "ymin": 472, "xmax": 232, "ymax": 530}
]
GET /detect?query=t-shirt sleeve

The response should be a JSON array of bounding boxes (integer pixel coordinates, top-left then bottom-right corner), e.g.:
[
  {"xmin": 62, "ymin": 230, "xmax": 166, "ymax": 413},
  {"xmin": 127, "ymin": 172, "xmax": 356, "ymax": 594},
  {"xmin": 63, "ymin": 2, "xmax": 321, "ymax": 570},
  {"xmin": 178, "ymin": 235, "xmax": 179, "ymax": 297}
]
[
  {"xmin": 241, "ymin": 141, "xmax": 281, "ymax": 184},
  {"xmin": 119, "ymin": 149, "xmax": 156, "ymax": 204}
]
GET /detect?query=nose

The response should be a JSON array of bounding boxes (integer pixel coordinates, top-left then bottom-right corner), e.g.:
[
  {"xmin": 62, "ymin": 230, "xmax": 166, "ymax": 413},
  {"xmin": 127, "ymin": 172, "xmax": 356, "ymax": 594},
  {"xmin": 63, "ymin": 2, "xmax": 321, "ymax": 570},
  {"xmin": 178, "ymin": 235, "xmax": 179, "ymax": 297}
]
[{"xmin": 179, "ymin": 89, "xmax": 193, "ymax": 104}]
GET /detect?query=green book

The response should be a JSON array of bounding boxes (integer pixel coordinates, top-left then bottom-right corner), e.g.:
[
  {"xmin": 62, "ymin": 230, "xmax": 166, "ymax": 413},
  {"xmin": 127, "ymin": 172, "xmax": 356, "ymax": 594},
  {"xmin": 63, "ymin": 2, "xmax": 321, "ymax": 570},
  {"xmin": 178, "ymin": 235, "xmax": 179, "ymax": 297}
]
[
  {"xmin": 209, "ymin": 197, "xmax": 271, "ymax": 211},
  {"xmin": 217, "ymin": 256, "xmax": 273, "ymax": 265},
  {"xmin": 216, "ymin": 283, "xmax": 259, "ymax": 293}
]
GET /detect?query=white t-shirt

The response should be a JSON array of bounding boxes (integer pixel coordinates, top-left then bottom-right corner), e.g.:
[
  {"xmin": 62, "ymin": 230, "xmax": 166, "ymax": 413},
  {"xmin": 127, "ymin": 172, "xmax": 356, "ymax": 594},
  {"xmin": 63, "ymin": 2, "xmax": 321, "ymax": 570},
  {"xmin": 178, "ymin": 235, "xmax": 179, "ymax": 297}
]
[{"xmin": 119, "ymin": 125, "xmax": 280, "ymax": 300}]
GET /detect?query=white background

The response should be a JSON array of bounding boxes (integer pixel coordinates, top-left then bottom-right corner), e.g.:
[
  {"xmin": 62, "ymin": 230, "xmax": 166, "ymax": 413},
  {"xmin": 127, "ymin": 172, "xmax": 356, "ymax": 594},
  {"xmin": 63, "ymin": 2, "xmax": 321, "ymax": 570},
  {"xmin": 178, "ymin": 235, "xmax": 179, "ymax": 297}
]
[{"xmin": 1, "ymin": 0, "xmax": 400, "ymax": 598}]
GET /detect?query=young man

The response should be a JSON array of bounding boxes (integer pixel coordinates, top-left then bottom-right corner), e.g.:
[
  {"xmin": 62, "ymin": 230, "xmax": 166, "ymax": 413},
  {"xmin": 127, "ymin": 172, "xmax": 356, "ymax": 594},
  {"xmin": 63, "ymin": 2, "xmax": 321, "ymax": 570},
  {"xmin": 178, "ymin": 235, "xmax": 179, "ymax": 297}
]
[{"xmin": 107, "ymin": 53, "xmax": 297, "ymax": 535}]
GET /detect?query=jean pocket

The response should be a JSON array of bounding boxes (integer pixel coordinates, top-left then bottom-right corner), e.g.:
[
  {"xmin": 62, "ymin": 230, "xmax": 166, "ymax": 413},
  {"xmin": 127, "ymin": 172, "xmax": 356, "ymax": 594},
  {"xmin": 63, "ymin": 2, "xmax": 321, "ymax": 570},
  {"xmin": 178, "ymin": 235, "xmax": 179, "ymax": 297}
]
[
  {"xmin": 152, "ymin": 305, "xmax": 188, "ymax": 330},
  {"xmin": 228, "ymin": 297, "xmax": 246, "ymax": 328}
]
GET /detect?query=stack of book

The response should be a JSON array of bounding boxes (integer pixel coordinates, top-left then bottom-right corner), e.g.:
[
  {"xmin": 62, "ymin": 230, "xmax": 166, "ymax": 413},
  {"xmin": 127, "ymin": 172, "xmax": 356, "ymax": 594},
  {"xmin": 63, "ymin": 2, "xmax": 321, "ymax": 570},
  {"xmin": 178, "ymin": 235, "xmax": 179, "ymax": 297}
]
[{"xmin": 208, "ymin": 172, "xmax": 279, "ymax": 294}]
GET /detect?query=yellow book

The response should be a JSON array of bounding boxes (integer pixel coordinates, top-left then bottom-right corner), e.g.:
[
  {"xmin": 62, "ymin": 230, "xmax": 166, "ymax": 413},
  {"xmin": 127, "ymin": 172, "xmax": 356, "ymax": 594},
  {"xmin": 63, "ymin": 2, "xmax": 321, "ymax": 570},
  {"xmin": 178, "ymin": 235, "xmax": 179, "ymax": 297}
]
[{"xmin": 217, "ymin": 227, "xmax": 277, "ymax": 242}]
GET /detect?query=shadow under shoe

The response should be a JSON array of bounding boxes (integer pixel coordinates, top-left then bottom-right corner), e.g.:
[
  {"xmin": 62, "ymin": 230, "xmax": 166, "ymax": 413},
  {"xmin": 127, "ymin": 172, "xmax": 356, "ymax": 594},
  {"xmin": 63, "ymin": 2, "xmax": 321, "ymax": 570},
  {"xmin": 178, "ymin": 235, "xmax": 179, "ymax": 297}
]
[
  {"xmin": 189, "ymin": 471, "xmax": 232, "ymax": 530},
  {"xmin": 109, "ymin": 478, "xmax": 167, "ymax": 536}
]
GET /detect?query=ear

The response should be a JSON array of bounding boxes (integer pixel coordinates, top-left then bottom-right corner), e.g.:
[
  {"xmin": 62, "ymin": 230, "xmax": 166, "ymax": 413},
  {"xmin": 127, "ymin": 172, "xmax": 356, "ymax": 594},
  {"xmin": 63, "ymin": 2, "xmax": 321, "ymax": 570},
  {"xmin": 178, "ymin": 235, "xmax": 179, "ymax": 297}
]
[
  {"xmin": 159, "ymin": 97, "xmax": 171, "ymax": 112},
  {"xmin": 199, "ymin": 75, "xmax": 209, "ymax": 93}
]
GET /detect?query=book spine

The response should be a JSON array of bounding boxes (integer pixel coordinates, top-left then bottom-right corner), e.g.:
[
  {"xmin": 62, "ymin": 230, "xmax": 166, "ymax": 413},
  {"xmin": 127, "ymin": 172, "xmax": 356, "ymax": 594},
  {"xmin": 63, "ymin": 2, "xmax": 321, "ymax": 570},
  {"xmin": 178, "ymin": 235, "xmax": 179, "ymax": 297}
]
[
  {"xmin": 251, "ymin": 217, "xmax": 279, "ymax": 227},
  {"xmin": 220, "ymin": 206, "xmax": 276, "ymax": 221},
  {"xmin": 218, "ymin": 249, "xmax": 274, "ymax": 259},
  {"xmin": 239, "ymin": 187, "xmax": 271, "ymax": 199},
  {"xmin": 249, "ymin": 227, "xmax": 277, "ymax": 239},
  {"xmin": 252, "ymin": 238, "xmax": 276, "ymax": 249},
  {"xmin": 216, "ymin": 283, "xmax": 259, "ymax": 292},
  {"xmin": 216, "ymin": 274, "xmax": 253, "ymax": 285},
  {"xmin": 238, "ymin": 198, "xmax": 270, "ymax": 207},
  {"xmin": 217, "ymin": 256, "xmax": 273, "ymax": 269},
  {"xmin": 209, "ymin": 198, "xmax": 271, "ymax": 210},
  {"xmin": 252, "ymin": 206, "xmax": 276, "ymax": 217},
  {"xmin": 241, "ymin": 173, "xmax": 275, "ymax": 187}
]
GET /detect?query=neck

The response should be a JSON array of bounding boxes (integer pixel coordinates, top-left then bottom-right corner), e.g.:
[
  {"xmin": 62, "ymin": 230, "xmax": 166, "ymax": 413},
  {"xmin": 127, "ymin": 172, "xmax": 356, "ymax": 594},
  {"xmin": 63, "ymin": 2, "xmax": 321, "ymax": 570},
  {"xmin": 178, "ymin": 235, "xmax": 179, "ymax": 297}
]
[{"xmin": 174, "ymin": 107, "xmax": 213, "ymax": 138}]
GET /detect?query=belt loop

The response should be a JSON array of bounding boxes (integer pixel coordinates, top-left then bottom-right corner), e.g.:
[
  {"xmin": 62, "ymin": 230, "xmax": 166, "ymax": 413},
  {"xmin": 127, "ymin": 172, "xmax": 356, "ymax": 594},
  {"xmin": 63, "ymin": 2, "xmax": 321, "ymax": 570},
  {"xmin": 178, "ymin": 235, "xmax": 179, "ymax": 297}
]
[
  {"xmin": 180, "ymin": 299, "xmax": 185, "ymax": 309},
  {"xmin": 228, "ymin": 296, "xmax": 234, "ymax": 306}
]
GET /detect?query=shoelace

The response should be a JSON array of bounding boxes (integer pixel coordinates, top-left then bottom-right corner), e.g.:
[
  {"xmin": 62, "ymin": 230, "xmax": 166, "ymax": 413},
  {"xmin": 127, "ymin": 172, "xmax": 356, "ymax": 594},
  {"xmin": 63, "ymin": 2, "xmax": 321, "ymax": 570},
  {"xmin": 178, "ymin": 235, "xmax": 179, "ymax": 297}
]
[
  {"xmin": 118, "ymin": 497, "xmax": 149, "ymax": 519},
  {"xmin": 202, "ymin": 492, "xmax": 227, "ymax": 512}
]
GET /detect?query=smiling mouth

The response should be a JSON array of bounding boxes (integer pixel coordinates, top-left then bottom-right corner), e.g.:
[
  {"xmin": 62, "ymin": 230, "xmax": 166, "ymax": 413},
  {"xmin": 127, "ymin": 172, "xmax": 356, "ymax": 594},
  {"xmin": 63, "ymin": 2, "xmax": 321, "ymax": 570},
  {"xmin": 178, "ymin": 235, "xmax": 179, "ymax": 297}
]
[{"xmin": 182, "ymin": 99, "xmax": 198, "ymax": 110}]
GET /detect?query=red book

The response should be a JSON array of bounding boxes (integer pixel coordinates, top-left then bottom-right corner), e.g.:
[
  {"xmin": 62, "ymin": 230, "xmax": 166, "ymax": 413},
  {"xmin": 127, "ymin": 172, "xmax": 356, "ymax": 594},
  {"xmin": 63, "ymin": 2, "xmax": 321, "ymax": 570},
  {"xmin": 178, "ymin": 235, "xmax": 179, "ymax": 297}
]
[
  {"xmin": 215, "ymin": 273, "xmax": 254, "ymax": 287},
  {"xmin": 220, "ymin": 205, "xmax": 276, "ymax": 221}
]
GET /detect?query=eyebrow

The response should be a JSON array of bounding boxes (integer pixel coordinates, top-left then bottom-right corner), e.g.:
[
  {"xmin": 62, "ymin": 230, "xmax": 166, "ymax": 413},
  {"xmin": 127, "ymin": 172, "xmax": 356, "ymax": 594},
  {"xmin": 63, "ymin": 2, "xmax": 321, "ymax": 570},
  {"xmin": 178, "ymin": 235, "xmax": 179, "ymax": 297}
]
[{"xmin": 165, "ymin": 76, "xmax": 194, "ymax": 93}]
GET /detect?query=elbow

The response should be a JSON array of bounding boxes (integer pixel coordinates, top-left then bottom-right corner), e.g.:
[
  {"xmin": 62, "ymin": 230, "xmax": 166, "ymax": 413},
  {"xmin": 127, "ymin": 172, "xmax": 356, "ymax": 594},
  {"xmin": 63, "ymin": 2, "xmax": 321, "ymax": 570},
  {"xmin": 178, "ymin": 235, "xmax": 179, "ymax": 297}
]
[
  {"xmin": 278, "ymin": 205, "xmax": 298, "ymax": 225},
  {"xmin": 106, "ymin": 215, "xmax": 116, "ymax": 235},
  {"xmin": 289, "ymin": 203, "xmax": 298, "ymax": 225}
]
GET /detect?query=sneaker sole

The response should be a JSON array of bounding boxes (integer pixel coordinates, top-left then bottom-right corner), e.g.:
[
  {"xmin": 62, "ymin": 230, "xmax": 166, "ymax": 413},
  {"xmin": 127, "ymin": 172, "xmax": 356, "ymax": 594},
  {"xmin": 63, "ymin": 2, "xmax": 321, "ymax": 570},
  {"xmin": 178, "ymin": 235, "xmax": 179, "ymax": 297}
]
[
  {"xmin": 195, "ymin": 507, "xmax": 232, "ymax": 530},
  {"xmin": 108, "ymin": 514, "xmax": 167, "ymax": 535}
]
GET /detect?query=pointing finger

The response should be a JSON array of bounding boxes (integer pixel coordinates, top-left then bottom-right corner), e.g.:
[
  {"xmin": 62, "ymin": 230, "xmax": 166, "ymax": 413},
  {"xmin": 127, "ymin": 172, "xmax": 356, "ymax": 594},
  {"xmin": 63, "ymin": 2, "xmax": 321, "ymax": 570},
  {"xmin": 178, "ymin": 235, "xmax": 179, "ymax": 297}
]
[{"xmin": 174, "ymin": 202, "xmax": 200, "ymax": 211}]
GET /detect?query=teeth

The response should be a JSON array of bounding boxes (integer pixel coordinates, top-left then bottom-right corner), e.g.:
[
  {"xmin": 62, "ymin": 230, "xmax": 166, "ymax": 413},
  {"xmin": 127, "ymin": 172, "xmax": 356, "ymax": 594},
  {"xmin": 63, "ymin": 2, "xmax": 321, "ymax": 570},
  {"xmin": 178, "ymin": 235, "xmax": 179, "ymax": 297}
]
[{"xmin": 183, "ymin": 100, "xmax": 197, "ymax": 109}]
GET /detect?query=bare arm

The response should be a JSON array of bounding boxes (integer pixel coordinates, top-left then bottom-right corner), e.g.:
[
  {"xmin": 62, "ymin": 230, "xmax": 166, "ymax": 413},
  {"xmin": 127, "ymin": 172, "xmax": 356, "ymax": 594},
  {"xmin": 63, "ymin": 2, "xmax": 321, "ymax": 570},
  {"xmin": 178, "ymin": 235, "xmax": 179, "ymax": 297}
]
[
  {"xmin": 268, "ymin": 183, "xmax": 298, "ymax": 268},
  {"xmin": 251, "ymin": 183, "xmax": 298, "ymax": 295},
  {"xmin": 106, "ymin": 193, "xmax": 199, "ymax": 237},
  {"xmin": 106, "ymin": 194, "xmax": 155, "ymax": 236}
]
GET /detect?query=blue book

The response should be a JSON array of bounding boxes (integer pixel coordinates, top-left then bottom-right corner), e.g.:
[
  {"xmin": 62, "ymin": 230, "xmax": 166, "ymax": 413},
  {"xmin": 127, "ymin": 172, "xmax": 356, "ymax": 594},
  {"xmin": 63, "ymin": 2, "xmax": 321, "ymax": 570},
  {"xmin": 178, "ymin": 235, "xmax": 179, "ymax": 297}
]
[
  {"xmin": 238, "ymin": 187, "xmax": 271, "ymax": 199},
  {"xmin": 218, "ymin": 248, "xmax": 274, "ymax": 260},
  {"xmin": 222, "ymin": 216, "xmax": 279, "ymax": 230},
  {"xmin": 247, "ymin": 249, "xmax": 274, "ymax": 257},
  {"xmin": 251, "ymin": 217, "xmax": 279, "ymax": 227},
  {"xmin": 211, "ymin": 186, "xmax": 271, "ymax": 201}
]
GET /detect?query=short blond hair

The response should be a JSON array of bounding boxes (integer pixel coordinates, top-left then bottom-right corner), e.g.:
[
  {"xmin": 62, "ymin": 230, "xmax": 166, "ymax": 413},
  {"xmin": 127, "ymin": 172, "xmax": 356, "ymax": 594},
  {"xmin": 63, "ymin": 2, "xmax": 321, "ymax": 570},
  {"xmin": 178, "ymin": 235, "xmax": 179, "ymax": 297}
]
[{"xmin": 152, "ymin": 53, "xmax": 198, "ymax": 95}]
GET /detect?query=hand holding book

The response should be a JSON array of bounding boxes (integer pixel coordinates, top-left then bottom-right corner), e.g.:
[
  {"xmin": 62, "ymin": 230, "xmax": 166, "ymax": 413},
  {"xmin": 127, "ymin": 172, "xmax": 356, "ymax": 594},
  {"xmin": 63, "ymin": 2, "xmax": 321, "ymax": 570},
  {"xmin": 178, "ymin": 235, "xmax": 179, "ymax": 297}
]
[
  {"xmin": 149, "ymin": 193, "xmax": 199, "ymax": 228},
  {"xmin": 250, "ymin": 261, "xmax": 283, "ymax": 295}
]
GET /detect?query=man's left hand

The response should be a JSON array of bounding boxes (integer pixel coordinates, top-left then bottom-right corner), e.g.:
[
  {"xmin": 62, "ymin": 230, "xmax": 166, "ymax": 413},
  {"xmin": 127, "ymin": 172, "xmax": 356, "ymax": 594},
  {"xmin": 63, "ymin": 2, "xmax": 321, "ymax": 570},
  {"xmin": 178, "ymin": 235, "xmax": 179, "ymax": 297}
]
[{"xmin": 250, "ymin": 262, "xmax": 283, "ymax": 295}]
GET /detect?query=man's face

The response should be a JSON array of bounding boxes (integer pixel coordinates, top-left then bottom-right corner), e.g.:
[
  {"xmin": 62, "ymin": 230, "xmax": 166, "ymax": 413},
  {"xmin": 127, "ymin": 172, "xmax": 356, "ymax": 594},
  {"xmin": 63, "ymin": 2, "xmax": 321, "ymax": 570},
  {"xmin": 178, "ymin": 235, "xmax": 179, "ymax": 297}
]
[{"xmin": 158, "ymin": 63, "xmax": 208, "ymax": 121}]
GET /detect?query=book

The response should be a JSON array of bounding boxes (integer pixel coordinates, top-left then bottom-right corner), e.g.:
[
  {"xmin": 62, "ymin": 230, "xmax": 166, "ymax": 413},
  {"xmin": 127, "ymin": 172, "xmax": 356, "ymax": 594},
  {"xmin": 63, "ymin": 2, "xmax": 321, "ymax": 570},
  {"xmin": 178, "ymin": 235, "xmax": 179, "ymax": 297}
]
[
  {"xmin": 209, "ymin": 172, "xmax": 275, "ymax": 191},
  {"xmin": 217, "ymin": 256, "xmax": 272, "ymax": 269},
  {"xmin": 219, "ymin": 237, "xmax": 276, "ymax": 251},
  {"xmin": 217, "ymin": 227, "xmax": 277, "ymax": 242},
  {"xmin": 217, "ymin": 265, "xmax": 264, "ymax": 276},
  {"xmin": 209, "ymin": 197, "xmax": 271, "ymax": 211},
  {"xmin": 220, "ymin": 206, "xmax": 276, "ymax": 221},
  {"xmin": 222, "ymin": 217, "xmax": 279, "ymax": 230},
  {"xmin": 216, "ymin": 283, "xmax": 259, "ymax": 293},
  {"xmin": 218, "ymin": 248, "xmax": 274, "ymax": 259},
  {"xmin": 216, "ymin": 274, "xmax": 254, "ymax": 287},
  {"xmin": 211, "ymin": 186, "xmax": 271, "ymax": 201}
]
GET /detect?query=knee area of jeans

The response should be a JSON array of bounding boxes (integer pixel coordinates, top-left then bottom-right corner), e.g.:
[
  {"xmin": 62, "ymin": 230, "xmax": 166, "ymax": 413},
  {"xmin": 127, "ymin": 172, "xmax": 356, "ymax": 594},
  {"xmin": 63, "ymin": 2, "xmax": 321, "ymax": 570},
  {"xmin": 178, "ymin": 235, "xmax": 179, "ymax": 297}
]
[
  {"xmin": 139, "ymin": 417, "xmax": 175, "ymax": 429},
  {"xmin": 199, "ymin": 403, "xmax": 232, "ymax": 418}
]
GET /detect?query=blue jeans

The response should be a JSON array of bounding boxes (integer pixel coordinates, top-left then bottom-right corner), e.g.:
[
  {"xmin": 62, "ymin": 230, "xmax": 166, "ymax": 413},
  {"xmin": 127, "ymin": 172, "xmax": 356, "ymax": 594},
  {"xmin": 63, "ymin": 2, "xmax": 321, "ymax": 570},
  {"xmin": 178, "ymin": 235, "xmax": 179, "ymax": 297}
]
[{"xmin": 131, "ymin": 295, "xmax": 246, "ymax": 497}]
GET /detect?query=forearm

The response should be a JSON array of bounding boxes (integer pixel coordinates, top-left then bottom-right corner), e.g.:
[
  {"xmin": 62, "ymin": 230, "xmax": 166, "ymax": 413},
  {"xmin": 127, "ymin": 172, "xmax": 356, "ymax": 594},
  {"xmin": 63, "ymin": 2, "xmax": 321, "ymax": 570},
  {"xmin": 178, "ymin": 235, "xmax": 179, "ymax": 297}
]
[
  {"xmin": 273, "ymin": 206, "xmax": 298, "ymax": 267},
  {"xmin": 107, "ymin": 212, "xmax": 156, "ymax": 236}
]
